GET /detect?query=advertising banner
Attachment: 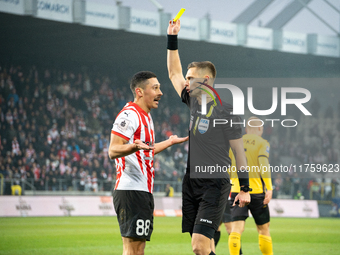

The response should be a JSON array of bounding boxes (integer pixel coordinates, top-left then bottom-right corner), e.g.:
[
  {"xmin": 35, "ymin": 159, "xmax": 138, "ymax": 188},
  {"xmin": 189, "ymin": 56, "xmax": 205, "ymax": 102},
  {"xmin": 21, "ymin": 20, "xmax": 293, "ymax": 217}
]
[
  {"xmin": 247, "ymin": 26, "xmax": 273, "ymax": 50},
  {"xmin": 129, "ymin": 9, "xmax": 160, "ymax": 36},
  {"xmin": 0, "ymin": 196, "xmax": 116, "ymax": 217},
  {"xmin": 0, "ymin": 0, "xmax": 24, "ymax": 15},
  {"xmin": 36, "ymin": 0, "xmax": 73, "ymax": 23},
  {"xmin": 281, "ymin": 31, "xmax": 308, "ymax": 54},
  {"xmin": 84, "ymin": 1, "xmax": 118, "ymax": 29},
  {"xmin": 314, "ymin": 34, "xmax": 339, "ymax": 58},
  {"xmin": 269, "ymin": 199, "xmax": 319, "ymax": 218},
  {"xmin": 209, "ymin": 21, "xmax": 237, "ymax": 45},
  {"xmin": 0, "ymin": 196, "xmax": 319, "ymax": 218},
  {"xmin": 178, "ymin": 17, "xmax": 199, "ymax": 41}
]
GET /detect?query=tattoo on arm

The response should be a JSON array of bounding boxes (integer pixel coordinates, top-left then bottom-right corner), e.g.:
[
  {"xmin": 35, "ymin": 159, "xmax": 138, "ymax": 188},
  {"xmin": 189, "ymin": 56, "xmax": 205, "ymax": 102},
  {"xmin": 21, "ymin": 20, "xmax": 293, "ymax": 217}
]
[{"xmin": 232, "ymin": 147, "xmax": 237, "ymax": 158}]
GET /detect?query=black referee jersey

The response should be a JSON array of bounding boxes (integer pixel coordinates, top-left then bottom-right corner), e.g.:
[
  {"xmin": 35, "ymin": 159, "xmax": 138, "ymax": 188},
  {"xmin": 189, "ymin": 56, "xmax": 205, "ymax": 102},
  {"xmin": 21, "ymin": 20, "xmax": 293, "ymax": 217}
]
[{"xmin": 181, "ymin": 88, "xmax": 243, "ymax": 179}]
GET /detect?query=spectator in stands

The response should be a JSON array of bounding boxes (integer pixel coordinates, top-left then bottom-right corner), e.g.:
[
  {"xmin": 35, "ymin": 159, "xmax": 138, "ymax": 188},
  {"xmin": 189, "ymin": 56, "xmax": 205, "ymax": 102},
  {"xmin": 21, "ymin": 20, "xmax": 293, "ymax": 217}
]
[
  {"xmin": 292, "ymin": 173, "xmax": 301, "ymax": 197},
  {"xmin": 58, "ymin": 145, "xmax": 69, "ymax": 161},
  {"xmin": 91, "ymin": 171, "xmax": 98, "ymax": 192},
  {"xmin": 165, "ymin": 183, "xmax": 174, "ymax": 197},
  {"xmin": 173, "ymin": 147, "xmax": 183, "ymax": 170},
  {"xmin": 273, "ymin": 173, "xmax": 283, "ymax": 198},
  {"xmin": 282, "ymin": 177, "xmax": 292, "ymax": 196},
  {"xmin": 11, "ymin": 137, "xmax": 20, "ymax": 156},
  {"xmin": 7, "ymin": 88, "xmax": 19, "ymax": 105},
  {"xmin": 84, "ymin": 170, "xmax": 92, "ymax": 191},
  {"xmin": 64, "ymin": 169, "xmax": 73, "ymax": 191},
  {"xmin": 294, "ymin": 190, "xmax": 303, "ymax": 200},
  {"xmin": 36, "ymin": 151, "xmax": 46, "ymax": 169}
]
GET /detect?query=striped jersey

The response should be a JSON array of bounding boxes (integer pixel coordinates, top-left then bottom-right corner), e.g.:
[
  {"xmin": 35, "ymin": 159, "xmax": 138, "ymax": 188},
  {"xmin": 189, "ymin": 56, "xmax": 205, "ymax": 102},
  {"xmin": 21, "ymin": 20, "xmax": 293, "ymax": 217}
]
[{"xmin": 111, "ymin": 102, "xmax": 155, "ymax": 193}]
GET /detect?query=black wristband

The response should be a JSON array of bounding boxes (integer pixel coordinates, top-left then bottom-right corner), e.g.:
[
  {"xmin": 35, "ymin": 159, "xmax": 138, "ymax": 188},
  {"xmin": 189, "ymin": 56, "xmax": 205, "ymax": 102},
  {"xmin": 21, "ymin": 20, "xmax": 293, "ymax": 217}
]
[
  {"xmin": 239, "ymin": 178, "xmax": 249, "ymax": 187},
  {"xmin": 237, "ymin": 168, "xmax": 249, "ymax": 186},
  {"xmin": 167, "ymin": 34, "xmax": 178, "ymax": 50}
]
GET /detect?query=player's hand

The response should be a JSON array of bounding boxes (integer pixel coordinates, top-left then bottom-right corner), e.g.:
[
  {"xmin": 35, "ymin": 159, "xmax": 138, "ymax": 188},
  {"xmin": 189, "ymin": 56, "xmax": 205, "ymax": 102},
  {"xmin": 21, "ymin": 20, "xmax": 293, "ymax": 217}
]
[
  {"xmin": 233, "ymin": 191, "xmax": 251, "ymax": 207},
  {"xmin": 167, "ymin": 19, "xmax": 181, "ymax": 35},
  {"xmin": 169, "ymin": 135, "xmax": 189, "ymax": 145},
  {"xmin": 134, "ymin": 139, "xmax": 155, "ymax": 150},
  {"xmin": 263, "ymin": 190, "xmax": 272, "ymax": 205}
]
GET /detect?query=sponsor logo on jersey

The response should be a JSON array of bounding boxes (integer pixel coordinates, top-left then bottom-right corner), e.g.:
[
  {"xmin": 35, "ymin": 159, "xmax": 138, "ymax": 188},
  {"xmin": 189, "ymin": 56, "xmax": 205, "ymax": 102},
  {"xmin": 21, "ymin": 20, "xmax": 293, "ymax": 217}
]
[
  {"xmin": 266, "ymin": 146, "xmax": 270, "ymax": 153},
  {"xmin": 117, "ymin": 119, "xmax": 130, "ymax": 132}
]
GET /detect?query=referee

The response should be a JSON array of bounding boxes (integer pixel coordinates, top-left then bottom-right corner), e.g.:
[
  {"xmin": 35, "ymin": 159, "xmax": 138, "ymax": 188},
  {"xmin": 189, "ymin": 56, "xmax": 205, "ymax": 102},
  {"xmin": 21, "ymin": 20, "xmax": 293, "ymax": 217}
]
[
  {"xmin": 167, "ymin": 19, "xmax": 251, "ymax": 255},
  {"xmin": 228, "ymin": 116, "xmax": 274, "ymax": 255}
]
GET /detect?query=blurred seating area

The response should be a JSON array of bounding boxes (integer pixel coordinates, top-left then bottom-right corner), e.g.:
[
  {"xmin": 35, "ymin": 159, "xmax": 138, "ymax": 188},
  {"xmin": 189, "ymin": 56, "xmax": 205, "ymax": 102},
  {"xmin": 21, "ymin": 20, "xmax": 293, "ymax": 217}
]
[{"xmin": 266, "ymin": 107, "xmax": 340, "ymax": 200}]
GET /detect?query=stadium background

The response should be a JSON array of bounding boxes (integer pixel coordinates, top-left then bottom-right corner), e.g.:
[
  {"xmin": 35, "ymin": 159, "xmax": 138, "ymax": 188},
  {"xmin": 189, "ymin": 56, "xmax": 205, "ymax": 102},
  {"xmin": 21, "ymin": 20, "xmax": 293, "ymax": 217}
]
[
  {"xmin": 1, "ymin": 0, "xmax": 340, "ymax": 246},
  {"xmin": 1, "ymin": 0, "xmax": 340, "ymax": 254}
]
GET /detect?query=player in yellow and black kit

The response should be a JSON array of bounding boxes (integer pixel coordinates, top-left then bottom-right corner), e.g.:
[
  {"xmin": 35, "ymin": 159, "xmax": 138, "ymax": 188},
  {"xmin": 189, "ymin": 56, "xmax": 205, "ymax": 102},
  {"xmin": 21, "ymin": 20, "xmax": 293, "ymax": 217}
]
[{"xmin": 226, "ymin": 116, "xmax": 274, "ymax": 255}]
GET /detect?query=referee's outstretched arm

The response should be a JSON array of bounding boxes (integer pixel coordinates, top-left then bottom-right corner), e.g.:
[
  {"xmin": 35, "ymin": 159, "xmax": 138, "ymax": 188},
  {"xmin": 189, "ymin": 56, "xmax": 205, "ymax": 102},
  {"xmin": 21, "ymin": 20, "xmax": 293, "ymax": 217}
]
[{"xmin": 167, "ymin": 19, "xmax": 186, "ymax": 97}]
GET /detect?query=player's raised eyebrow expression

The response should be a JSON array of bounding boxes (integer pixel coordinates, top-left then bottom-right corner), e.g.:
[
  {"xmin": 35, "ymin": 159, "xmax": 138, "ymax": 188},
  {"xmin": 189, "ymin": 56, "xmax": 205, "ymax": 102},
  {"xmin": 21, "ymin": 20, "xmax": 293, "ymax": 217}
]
[{"xmin": 151, "ymin": 84, "xmax": 160, "ymax": 88}]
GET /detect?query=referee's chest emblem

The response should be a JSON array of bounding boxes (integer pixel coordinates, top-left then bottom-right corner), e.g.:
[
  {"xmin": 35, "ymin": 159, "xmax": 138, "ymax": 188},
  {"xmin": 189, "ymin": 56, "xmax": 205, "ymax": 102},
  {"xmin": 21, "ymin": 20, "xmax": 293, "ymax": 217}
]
[{"xmin": 198, "ymin": 118, "xmax": 209, "ymax": 134}]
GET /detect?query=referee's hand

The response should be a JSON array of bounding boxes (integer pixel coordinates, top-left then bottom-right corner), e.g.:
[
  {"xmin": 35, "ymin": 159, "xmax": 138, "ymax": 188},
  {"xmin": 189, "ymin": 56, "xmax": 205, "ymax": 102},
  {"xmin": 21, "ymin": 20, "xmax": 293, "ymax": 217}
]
[
  {"xmin": 233, "ymin": 191, "xmax": 251, "ymax": 207},
  {"xmin": 167, "ymin": 19, "xmax": 181, "ymax": 35}
]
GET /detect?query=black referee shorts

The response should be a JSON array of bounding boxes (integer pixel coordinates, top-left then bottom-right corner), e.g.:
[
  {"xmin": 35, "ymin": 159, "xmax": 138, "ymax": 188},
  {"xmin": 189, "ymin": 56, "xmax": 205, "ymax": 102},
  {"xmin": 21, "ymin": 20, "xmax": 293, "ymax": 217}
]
[
  {"xmin": 182, "ymin": 173, "xmax": 231, "ymax": 238},
  {"xmin": 222, "ymin": 198, "xmax": 233, "ymax": 223},
  {"xmin": 113, "ymin": 190, "xmax": 154, "ymax": 241},
  {"xmin": 230, "ymin": 192, "xmax": 270, "ymax": 225}
]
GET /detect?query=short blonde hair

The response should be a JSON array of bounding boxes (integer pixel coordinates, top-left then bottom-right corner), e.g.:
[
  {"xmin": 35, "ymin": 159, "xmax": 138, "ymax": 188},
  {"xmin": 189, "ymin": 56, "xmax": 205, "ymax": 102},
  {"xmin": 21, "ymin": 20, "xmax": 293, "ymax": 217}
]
[{"xmin": 187, "ymin": 61, "xmax": 216, "ymax": 78}]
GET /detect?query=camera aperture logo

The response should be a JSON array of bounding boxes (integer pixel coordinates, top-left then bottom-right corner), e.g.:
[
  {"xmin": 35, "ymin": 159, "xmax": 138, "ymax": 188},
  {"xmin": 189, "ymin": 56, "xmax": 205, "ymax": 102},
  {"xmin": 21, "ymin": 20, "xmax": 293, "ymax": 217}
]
[{"xmin": 196, "ymin": 81, "xmax": 223, "ymax": 115}]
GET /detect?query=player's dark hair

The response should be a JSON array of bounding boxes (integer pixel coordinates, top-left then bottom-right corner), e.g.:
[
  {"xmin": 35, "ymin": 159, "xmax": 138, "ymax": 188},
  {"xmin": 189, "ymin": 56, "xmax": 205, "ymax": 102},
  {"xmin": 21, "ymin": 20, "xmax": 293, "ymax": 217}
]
[
  {"xmin": 187, "ymin": 61, "xmax": 216, "ymax": 78},
  {"xmin": 130, "ymin": 71, "xmax": 157, "ymax": 97}
]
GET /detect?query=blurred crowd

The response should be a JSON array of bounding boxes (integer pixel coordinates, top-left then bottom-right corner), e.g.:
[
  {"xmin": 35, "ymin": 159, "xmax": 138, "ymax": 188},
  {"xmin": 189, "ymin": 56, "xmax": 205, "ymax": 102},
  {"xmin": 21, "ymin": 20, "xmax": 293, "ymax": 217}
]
[
  {"xmin": 263, "ymin": 99, "xmax": 340, "ymax": 200},
  {"xmin": 0, "ymin": 63, "xmax": 339, "ymax": 200}
]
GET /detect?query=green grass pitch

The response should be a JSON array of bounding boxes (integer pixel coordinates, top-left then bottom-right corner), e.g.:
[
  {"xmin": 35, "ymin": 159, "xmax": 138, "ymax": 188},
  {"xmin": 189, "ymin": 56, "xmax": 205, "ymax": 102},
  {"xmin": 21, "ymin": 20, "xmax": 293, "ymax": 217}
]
[{"xmin": 1, "ymin": 216, "xmax": 340, "ymax": 254}]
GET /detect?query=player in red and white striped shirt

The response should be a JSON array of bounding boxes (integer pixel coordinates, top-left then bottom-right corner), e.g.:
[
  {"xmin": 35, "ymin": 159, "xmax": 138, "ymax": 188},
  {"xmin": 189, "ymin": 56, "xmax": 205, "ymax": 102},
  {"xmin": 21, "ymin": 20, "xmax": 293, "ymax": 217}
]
[
  {"xmin": 111, "ymin": 101, "xmax": 156, "ymax": 193},
  {"xmin": 109, "ymin": 71, "xmax": 187, "ymax": 254}
]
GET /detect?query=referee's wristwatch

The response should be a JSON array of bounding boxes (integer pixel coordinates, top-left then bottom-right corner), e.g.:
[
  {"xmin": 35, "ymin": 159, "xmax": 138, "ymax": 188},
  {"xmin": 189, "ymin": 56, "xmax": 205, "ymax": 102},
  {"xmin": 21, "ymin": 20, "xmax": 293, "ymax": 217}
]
[{"xmin": 240, "ymin": 186, "xmax": 252, "ymax": 192}]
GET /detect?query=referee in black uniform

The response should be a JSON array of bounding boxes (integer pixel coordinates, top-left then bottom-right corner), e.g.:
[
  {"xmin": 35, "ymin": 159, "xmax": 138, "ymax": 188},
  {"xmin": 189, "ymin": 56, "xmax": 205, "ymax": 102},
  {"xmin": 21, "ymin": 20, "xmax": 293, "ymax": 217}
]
[{"xmin": 167, "ymin": 19, "xmax": 251, "ymax": 255}]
